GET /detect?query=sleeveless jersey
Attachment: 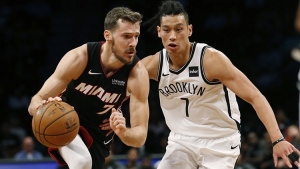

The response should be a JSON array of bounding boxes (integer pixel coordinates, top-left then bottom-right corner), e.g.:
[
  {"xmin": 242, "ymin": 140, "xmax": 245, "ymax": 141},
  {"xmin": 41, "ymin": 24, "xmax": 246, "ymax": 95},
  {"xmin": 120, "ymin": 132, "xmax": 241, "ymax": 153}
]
[
  {"xmin": 158, "ymin": 42, "xmax": 241, "ymax": 138},
  {"xmin": 62, "ymin": 42, "xmax": 139, "ymax": 146}
]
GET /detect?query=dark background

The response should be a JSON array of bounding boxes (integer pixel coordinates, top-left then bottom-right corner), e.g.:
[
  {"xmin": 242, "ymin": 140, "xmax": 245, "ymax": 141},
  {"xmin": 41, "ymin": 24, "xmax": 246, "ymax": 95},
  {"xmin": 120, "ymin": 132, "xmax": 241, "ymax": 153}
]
[{"xmin": 1, "ymin": 0, "xmax": 300, "ymax": 159}]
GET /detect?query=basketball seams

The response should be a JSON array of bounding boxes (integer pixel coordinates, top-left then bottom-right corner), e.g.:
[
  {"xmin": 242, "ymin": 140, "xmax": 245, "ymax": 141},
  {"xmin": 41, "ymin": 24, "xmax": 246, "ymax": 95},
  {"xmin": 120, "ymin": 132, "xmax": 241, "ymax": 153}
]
[
  {"xmin": 34, "ymin": 102, "xmax": 57, "ymax": 145},
  {"xmin": 32, "ymin": 101, "xmax": 79, "ymax": 148},
  {"xmin": 42, "ymin": 109, "xmax": 77, "ymax": 134},
  {"xmin": 33, "ymin": 109, "xmax": 77, "ymax": 134}
]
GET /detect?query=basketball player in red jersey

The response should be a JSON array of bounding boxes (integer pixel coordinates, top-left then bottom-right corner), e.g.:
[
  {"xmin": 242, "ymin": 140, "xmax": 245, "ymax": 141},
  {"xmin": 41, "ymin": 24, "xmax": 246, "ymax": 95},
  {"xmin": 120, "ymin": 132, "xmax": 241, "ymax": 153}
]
[
  {"xmin": 141, "ymin": 0, "xmax": 300, "ymax": 168},
  {"xmin": 28, "ymin": 7, "xmax": 149, "ymax": 169}
]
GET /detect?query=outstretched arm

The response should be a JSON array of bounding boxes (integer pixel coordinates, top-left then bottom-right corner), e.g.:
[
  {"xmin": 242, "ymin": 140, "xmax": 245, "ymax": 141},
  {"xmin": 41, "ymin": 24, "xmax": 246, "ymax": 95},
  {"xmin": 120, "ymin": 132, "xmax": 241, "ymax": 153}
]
[
  {"xmin": 110, "ymin": 61, "xmax": 150, "ymax": 147},
  {"xmin": 28, "ymin": 44, "xmax": 88, "ymax": 116},
  {"xmin": 203, "ymin": 47, "xmax": 300, "ymax": 168}
]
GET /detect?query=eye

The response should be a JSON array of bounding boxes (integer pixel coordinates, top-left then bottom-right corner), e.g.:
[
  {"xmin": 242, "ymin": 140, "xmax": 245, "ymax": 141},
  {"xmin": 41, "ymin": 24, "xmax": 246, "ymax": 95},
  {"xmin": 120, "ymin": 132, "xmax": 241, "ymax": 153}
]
[{"xmin": 176, "ymin": 28, "xmax": 183, "ymax": 32}]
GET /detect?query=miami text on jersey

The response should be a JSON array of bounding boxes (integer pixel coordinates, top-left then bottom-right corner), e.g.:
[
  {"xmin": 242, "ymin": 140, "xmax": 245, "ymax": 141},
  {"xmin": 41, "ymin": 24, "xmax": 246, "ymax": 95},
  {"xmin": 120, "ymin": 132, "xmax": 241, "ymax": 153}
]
[
  {"xmin": 75, "ymin": 82, "xmax": 121, "ymax": 103},
  {"xmin": 159, "ymin": 82, "xmax": 205, "ymax": 97}
]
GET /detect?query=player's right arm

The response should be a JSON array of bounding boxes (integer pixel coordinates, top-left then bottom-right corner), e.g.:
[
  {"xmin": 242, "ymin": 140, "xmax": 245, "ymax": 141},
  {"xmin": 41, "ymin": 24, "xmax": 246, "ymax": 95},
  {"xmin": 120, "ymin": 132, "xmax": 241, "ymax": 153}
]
[
  {"xmin": 28, "ymin": 44, "xmax": 88, "ymax": 116},
  {"xmin": 140, "ymin": 52, "xmax": 160, "ymax": 81}
]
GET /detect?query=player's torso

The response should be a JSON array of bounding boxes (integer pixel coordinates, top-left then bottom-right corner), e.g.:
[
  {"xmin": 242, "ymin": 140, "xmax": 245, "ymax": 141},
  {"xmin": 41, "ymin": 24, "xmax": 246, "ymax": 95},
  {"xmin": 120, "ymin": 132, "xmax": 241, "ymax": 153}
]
[
  {"xmin": 62, "ymin": 42, "xmax": 138, "ymax": 133},
  {"xmin": 158, "ymin": 42, "xmax": 240, "ymax": 138}
]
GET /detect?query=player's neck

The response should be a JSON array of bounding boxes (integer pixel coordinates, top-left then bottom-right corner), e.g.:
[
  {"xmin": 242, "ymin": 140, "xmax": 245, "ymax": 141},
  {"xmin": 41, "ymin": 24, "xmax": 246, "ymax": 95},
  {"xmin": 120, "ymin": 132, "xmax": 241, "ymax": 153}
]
[
  {"xmin": 168, "ymin": 42, "xmax": 193, "ymax": 70},
  {"xmin": 101, "ymin": 43, "xmax": 124, "ymax": 75}
]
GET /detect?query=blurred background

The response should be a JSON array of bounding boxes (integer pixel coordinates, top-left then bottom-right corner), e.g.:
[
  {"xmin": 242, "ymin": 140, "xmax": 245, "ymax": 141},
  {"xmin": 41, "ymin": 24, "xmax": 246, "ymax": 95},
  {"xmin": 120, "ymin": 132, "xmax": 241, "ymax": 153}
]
[{"xmin": 0, "ymin": 0, "xmax": 300, "ymax": 168}]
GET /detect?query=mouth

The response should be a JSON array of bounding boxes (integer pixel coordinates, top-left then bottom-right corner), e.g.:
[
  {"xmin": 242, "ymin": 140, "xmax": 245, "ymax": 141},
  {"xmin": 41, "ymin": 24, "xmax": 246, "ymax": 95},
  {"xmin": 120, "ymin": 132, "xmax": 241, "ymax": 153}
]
[
  {"xmin": 126, "ymin": 49, "xmax": 136, "ymax": 56},
  {"xmin": 168, "ymin": 43, "xmax": 177, "ymax": 50}
]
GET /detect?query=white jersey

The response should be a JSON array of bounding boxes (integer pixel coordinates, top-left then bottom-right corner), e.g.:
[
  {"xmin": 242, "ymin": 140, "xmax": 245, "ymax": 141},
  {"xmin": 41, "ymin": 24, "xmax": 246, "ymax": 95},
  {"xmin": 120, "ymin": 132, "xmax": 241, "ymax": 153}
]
[{"xmin": 158, "ymin": 42, "xmax": 241, "ymax": 138}]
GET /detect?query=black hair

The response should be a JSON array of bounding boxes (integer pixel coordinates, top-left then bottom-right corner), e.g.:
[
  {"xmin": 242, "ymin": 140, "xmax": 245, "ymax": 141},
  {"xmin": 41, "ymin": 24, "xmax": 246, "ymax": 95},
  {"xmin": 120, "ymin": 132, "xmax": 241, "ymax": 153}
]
[{"xmin": 143, "ymin": 0, "xmax": 189, "ymax": 34}]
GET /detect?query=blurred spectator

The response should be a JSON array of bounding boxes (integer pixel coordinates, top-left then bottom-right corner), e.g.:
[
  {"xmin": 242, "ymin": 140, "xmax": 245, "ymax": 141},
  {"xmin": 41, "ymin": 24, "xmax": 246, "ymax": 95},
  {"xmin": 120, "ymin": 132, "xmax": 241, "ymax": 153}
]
[
  {"xmin": 286, "ymin": 124, "xmax": 300, "ymax": 150},
  {"xmin": 0, "ymin": 121, "xmax": 21, "ymax": 158},
  {"xmin": 258, "ymin": 131, "xmax": 274, "ymax": 169},
  {"xmin": 9, "ymin": 116, "xmax": 27, "ymax": 142},
  {"xmin": 7, "ymin": 84, "xmax": 30, "ymax": 111},
  {"xmin": 14, "ymin": 136, "xmax": 43, "ymax": 160},
  {"xmin": 103, "ymin": 151, "xmax": 125, "ymax": 169},
  {"xmin": 275, "ymin": 107, "xmax": 291, "ymax": 136},
  {"xmin": 242, "ymin": 132, "xmax": 264, "ymax": 168},
  {"xmin": 138, "ymin": 153, "xmax": 154, "ymax": 169},
  {"xmin": 125, "ymin": 147, "xmax": 140, "ymax": 169}
]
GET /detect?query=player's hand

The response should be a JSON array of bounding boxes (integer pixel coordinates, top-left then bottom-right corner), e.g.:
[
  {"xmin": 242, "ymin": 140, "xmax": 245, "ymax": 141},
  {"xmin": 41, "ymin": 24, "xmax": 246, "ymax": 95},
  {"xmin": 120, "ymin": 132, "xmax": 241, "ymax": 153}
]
[
  {"xmin": 109, "ymin": 108, "xmax": 126, "ymax": 137},
  {"xmin": 273, "ymin": 141, "xmax": 300, "ymax": 168},
  {"xmin": 99, "ymin": 118, "xmax": 113, "ymax": 136},
  {"xmin": 37, "ymin": 96, "xmax": 62, "ymax": 109},
  {"xmin": 31, "ymin": 96, "xmax": 62, "ymax": 116}
]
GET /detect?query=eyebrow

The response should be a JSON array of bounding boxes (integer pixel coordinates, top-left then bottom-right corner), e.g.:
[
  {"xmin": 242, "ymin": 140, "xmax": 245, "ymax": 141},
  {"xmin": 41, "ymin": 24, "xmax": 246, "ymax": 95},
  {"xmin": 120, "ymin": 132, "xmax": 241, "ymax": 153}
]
[
  {"xmin": 121, "ymin": 32, "xmax": 140, "ymax": 36},
  {"xmin": 161, "ymin": 23, "xmax": 184, "ymax": 28}
]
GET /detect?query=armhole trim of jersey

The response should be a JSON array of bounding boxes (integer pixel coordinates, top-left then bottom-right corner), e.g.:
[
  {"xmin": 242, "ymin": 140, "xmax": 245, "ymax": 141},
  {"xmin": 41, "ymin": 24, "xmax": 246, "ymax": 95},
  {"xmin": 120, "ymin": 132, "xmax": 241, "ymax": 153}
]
[
  {"xmin": 223, "ymin": 85, "xmax": 241, "ymax": 131},
  {"xmin": 200, "ymin": 46, "xmax": 221, "ymax": 85},
  {"xmin": 157, "ymin": 50, "xmax": 164, "ymax": 82}
]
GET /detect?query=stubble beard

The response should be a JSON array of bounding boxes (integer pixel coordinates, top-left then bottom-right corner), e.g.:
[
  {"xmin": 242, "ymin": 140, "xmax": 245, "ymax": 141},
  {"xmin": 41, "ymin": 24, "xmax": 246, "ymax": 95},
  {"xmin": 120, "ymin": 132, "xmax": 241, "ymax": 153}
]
[{"xmin": 111, "ymin": 40, "xmax": 134, "ymax": 65}]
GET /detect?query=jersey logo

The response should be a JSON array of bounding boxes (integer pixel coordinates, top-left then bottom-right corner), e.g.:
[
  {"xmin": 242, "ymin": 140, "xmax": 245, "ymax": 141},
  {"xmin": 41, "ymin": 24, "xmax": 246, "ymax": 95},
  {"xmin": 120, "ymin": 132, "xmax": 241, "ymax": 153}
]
[
  {"xmin": 162, "ymin": 73, "xmax": 170, "ymax": 76},
  {"xmin": 189, "ymin": 66, "xmax": 199, "ymax": 77},
  {"xmin": 103, "ymin": 138, "xmax": 113, "ymax": 145},
  {"xmin": 88, "ymin": 70, "xmax": 102, "ymax": 75},
  {"xmin": 230, "ymin": 144, "xmax": 240, "ymax": 149},
  {"xmin": 112, "ymin": 79, "xmax": 125, "ymax": 86}
]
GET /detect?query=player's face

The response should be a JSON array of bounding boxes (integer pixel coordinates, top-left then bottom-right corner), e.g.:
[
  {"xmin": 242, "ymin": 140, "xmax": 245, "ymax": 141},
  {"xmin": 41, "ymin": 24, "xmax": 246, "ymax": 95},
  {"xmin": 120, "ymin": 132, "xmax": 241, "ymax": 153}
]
[
  {"xmin": 111, "ymin": 19, "xmax": 140, "ymax": 65},
  {"xmin": 157, "ymin": 15, "xmax": 192, "ymax": 54}
]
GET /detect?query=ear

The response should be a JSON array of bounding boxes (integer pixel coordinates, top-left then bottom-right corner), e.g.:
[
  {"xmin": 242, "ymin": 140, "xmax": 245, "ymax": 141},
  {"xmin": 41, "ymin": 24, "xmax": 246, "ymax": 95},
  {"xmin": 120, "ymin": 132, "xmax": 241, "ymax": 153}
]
[
  {"xmin": 188, "ymin": 24, "xmax": 193, "ymax": 37},
  {"xmin": 157, "ymin": 26, "xmax": 161, "ymax": 38},
  {"xmin": 104, "ymin": 30, "xmax": 112, "ymax": 41}
]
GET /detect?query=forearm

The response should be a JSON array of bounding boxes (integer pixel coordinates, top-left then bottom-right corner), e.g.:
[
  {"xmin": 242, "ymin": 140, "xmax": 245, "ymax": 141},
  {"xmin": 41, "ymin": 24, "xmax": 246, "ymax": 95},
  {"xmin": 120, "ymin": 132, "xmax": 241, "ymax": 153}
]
[
  {"xmin": 118, "ymin": 126, "xmax": 147, "ymax": 147},
  {"xmin": 252, "ymin": 95, "xmax": 282, "ymax": 142}
]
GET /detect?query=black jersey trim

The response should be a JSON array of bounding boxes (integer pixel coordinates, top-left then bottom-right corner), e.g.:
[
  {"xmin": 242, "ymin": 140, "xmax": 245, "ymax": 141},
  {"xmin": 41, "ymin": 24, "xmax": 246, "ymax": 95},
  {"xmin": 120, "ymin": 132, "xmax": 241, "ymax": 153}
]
[
  {"xmin": 223, "ymin": 85, "xmax": 241, "ymax": 131},
  {"xmin": 200, "ymin": 46, "xmax": 221, "ymax": 85},
  {"xmin": 157, "ymin": 50, "xmax": 164, "ymax": 83},
  {"xmin": 169, "ymin": 42, "xmax": 197, "ymax": 74}
]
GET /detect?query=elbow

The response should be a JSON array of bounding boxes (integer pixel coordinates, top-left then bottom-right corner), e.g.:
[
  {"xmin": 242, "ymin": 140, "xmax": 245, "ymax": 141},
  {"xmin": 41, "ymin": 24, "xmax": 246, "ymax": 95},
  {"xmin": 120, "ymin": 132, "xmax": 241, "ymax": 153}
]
[
  {"xmin": 134, "ymin": 137, "xmax": 146, "ymax": 148},
  {"xmin": 127, "ymin": 132, "xmax": 147, "ymax": 148}
]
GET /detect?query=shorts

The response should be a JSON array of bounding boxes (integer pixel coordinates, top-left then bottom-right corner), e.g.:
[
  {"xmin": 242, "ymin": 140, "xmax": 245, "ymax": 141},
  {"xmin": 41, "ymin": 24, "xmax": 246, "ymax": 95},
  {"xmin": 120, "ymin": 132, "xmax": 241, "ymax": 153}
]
[
  {"xmin": 157, "ymin": 131, "xmax": 241, "ymax": 169},
  {"xmin": 48, "ymin": 126, "xmax": 109, "ymax": 169}
]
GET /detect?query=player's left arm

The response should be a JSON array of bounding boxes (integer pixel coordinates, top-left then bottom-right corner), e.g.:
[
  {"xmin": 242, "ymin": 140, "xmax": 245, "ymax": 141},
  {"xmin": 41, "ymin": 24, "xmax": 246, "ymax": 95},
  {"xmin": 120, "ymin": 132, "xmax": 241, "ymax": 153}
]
[
  {"xmin": 203, "ymin": 48, "xmax": 300, "ymax": 168},
  {"xmin": 110, "ymin": 61, "xmax": 150, "ymax": 147}
]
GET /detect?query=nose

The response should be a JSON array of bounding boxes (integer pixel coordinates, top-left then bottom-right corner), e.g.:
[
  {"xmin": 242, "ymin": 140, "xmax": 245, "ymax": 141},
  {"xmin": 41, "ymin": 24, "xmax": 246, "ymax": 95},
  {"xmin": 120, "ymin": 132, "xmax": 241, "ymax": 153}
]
[
  {"xmin": 169, "ymin": 31, "xmax": 176, "ymax": 40},
  {"xmin": 129, "ymin": 37, "xmax": 138, "ymax": 47}
]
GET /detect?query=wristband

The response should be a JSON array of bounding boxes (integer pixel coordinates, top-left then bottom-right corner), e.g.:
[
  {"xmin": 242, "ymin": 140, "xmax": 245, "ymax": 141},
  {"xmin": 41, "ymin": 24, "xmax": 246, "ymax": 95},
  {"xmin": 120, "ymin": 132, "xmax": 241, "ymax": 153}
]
[{"xmin": 272, "ymin": 137, "xmax": 285, "ymax": 147}]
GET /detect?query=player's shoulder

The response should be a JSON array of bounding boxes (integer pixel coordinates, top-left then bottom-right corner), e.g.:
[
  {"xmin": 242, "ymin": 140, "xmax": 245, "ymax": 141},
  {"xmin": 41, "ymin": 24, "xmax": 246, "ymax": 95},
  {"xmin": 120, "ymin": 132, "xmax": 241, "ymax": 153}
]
[{"xmin": 141, "ymin": 52, "xmax": 160, "ymax": 67}]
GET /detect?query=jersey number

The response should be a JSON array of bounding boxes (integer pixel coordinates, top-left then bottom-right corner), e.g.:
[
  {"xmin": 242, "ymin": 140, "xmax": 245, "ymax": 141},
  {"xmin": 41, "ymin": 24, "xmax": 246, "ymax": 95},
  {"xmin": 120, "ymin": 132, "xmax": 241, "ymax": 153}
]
[
  {"xmin": 180, "ymin": 98, "xmax": 189, "ymax": 117},
  {"xmin": 96, "ymin": 105, "xmax": 114, "ymax": 115}
]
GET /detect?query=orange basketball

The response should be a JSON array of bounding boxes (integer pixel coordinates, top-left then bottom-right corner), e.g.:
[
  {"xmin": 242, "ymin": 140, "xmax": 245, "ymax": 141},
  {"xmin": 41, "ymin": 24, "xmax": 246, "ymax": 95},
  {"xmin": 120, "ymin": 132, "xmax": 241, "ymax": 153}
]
[{"xmin": 32, "ymin": 101, "xmax": 80, "ymax": 148}]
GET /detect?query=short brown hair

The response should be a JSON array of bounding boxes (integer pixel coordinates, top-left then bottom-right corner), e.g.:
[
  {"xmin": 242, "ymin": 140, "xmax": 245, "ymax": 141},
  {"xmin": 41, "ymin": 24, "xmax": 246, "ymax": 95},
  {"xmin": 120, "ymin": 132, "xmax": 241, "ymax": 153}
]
[{"xmin": 104, "ymin": 7, "xmax": 143, "ymax": 32}]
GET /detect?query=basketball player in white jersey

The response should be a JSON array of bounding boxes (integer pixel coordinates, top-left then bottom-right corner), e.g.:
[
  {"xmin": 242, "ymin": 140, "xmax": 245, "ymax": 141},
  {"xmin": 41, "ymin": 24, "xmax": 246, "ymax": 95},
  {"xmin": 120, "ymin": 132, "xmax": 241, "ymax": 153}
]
[{"xmin": 141, "ymin": 0, "xmax": 300, "ymax": 168}]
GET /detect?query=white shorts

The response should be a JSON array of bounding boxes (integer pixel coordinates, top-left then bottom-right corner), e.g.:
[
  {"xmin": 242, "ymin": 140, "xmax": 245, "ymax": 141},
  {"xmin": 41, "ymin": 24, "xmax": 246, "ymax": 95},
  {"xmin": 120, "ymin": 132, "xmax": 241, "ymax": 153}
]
[{"xmin": 157, "ymin": 131, "xmax": 241, "ymax": 169}]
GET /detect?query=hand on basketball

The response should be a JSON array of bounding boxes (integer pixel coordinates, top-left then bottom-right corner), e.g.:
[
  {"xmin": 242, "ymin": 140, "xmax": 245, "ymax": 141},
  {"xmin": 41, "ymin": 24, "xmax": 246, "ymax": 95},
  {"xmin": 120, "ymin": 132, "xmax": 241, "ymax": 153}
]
[
  {"xmin": 37, "ymin": 96, "xmax": 62, "ymax": 109},
  {"xmin": 273, "ymin": 141, "xmax": 300, "ymax": 168},
  {"xmin": 30, "ymin": 96, "xmax": 63, "ymax": 116},
  {"xmin": 109, "ymin": 108, "xmax": 126, "ymax": 137}
]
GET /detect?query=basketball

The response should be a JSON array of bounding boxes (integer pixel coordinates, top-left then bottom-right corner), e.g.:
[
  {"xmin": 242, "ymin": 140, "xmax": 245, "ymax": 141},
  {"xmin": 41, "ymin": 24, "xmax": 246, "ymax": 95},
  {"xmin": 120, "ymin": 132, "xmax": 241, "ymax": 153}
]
[{"xmin": 32, "ymin": 101, "xmax": 80, "ymax": 148}]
